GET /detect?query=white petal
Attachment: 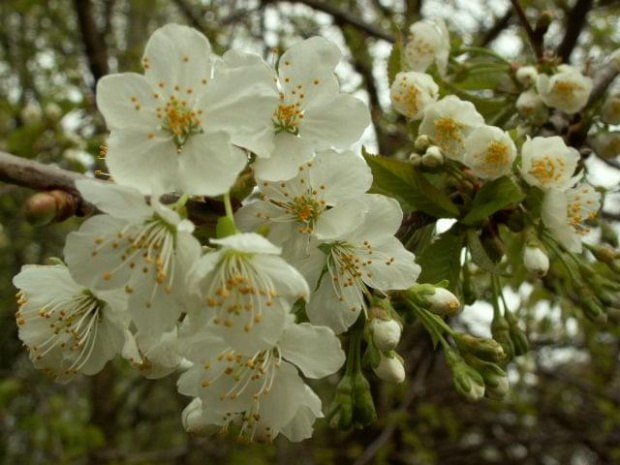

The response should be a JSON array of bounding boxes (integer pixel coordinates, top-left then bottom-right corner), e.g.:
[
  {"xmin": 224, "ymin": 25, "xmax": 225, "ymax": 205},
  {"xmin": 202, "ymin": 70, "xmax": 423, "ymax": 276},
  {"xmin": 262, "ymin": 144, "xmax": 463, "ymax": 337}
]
[
  {"xmin": 75, "ymin": 180, "xmax": 152, "ymax": 220},
  {"xmin": 282, "ymin": 240, "xmax": 326, "ymax": 292},
  {"xmin": 279, "ymin": 322, "xmax": 345, "ymax": 378},
  {"xmin": 360, "ymin": 236, "xmax": 421, "ymax": 290},
  {"xmin": 279, "ymin": 37, "xmax": 341, "ymax": 109},
  {"xmin": 178, "ymin": 131, "xmax": 247, "ymax": 196},
  {"xmin": 301, "ymin": 95, "xmax": 370, "ymax": 149},
  {"xmin": 348, "ymin": 194, "xmax": 403, "ymax": 243},
  {"xmin": 306, "ymin": 274, "xmax": 363, "ymax": 334},
  {"xmin": 251, "ymin": 255, "xmax": 310, "ymax": 302},
  {"xmin": 143, "ymin": 24, "xmax": 214, "ymax": 98},
  {"xmin": 252, "ymin": 132, "xmax": 314, "ymax": 181},
  {"xmin": 105, "ymin": 128, "xmax": 177, "ymax": 195},
  {"xmin": 96, "ymin": 73, "xmax": 160, "ymax": 130},
  {"xmin": 235, "ymin": 200, "xmax": 284, "ymax": 233},
  {"xmin": 314, "ymin": 199, "xmax": 367, "ymax": 241},
  {"xmin": 13, "ymin": 264, "xmax": 82, "ymax": 303},
  {"xmin": 309, "ymin": 150, "xmax": 373, "ymax": 204},
  {"xmin": 211, "ymin": 232, "xmax": 282, "ymax": 255},
  {"xmin": 280, "ymin": 385, "xmax": 323, "ymax": 442}
]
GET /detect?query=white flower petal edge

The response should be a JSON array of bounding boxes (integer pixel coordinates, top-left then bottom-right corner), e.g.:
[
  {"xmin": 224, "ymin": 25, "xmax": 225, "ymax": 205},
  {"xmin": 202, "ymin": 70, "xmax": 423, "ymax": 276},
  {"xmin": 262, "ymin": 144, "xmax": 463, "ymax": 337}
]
[
  {"xmin": 404, "ymin": 19, "xmax": 450, "ymax": 76},
  {"xmin": 390, "ymin": 71, "xmax": 439, "ymax": 120},
  {"xmin": 541, "ymin": 183, "xmax": 601, "ymax": 253},
  {"xmin": 13, "ymin": 265, "xmax": 127, "ymax": 383}
]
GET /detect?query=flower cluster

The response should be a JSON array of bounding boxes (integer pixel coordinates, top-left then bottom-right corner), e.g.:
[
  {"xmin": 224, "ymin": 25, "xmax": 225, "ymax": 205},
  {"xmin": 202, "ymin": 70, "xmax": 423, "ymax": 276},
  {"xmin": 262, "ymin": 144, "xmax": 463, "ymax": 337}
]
[{"xmin": 12, "ymin": 24, "xmax": 421, "ymax": 443}]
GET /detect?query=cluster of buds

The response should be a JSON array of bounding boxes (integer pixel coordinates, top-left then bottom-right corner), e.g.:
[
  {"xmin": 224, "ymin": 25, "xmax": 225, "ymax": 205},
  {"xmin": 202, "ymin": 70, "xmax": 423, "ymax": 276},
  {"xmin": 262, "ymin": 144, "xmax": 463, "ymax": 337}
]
[
  {"xmin": 366, "ymin": 302, "xmax": 405, "ymax": 384},
  {"xmin": 409, "ymin": 135, "xmax": 445, "ymax": 169},
  {"xmin": 327, "ymin": 370, "xmax": 377, "ymax": 430}
]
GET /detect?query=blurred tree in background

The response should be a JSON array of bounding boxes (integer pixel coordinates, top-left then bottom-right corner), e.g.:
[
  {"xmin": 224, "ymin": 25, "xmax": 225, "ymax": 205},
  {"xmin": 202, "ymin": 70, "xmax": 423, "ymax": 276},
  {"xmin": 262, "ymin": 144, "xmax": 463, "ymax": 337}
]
[{"xmin": 1, "ymin": 0, "xmax": 619, "ymax": 463}]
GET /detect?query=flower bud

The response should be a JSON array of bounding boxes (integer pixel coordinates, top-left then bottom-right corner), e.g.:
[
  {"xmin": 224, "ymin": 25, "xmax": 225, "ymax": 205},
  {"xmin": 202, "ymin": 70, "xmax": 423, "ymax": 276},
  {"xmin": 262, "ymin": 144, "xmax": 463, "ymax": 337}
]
[
  {"xmin": 370, "ymin": 318, "xmax": 402, "ymax": 352},
  {"xmin": 446, "ymin": 350, "xmax": 485, "ymax": 402},
  {"xmin": 602, "ymin": 93, "xmax": 620, "ymax": 125},
  {"xmin": 455, "ymin": 333, "xmax": 506, "ymax": 364},
  {"xmin": 414, "ymin": 134, "xmax": 432, "ymax": 152},
  {"xmin": 467, "ymin": 358, "xmax": 509, "ymax": 400},
  {"xmin": 516, "ymin": 89, "xmax": 548, "ymax": 125},
  {"xmin": 352, "ymin": 372, "xmax": 377, "ymax": 427},
  {"xmin": 44, "ymin": 102, "xmax": 63, "ymax": 121},
  {"xmin": 21, "ymin": 101, "xmax": 42, "ymax": 124},
  {"xmin": 327, "ymin": 375, "xmax": 354, "ymax": 430},
  {"xmin": 421, "ymin": 146, "xmax": 444, "ymax": 168},
  {"xmin": 516, "ymin": 66, "xmax": 538, "ymax": 87},
  {"xmin": 426, "ymin": 287, "xmax": 461, "ymax": 315},
  {"xmin": 523, "ymin": 245, "xmax": 549, "ymax": 277},
  {"xmin": 409, "ymin": 152, "xmax": 423, "ymax": 166},
  {"xmin": 182, "ymin": 398, "xmax": 219, "ymax": 437},
  {"xmin": 373, "ymin": 351, "xmax": 406, "ymax": 384},
  {"xmin": 505, "ymin": 311, "xmax": 529, "ymax": 357},
  {"xmin": 491, "ymin": 314, "xmax": 515, "ymax": 361}
]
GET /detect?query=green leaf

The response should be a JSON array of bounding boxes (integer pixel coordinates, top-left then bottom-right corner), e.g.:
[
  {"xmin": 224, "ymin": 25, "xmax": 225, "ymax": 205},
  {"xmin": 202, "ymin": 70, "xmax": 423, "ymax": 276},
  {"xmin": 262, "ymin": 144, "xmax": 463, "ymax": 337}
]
[
  {"xmin": 467, "ymin": 229, "xmax": 508, "ymax": 276},
  {"xmin": 363, "ymin": 152, "xmax": 459, "ymax": 218},
  {"xmin": 417, "ymin": 229, "xmax": 465, "ymax": 291},
  {"xmin": 461, "ymin": 176, "xmax": 525, "ymax": 226},
  {"xmin": 387, "ymin": 27, "xmax": 403, "ymax": 85}
]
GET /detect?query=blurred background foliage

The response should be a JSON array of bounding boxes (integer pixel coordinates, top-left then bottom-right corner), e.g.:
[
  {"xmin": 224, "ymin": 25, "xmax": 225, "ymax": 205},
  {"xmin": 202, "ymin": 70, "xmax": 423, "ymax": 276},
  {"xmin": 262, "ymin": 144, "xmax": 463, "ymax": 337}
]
[{"xmin": 1, "ymin": 0, "xmax": 620, "ymax": 464}]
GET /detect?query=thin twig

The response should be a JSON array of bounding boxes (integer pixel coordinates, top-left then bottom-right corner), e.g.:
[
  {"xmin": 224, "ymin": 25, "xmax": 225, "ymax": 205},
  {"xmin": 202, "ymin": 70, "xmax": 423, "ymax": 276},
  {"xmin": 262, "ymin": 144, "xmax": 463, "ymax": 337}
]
[{"xmin": 509, "ymin": 0, "xmax": 543, "ymax": 58}]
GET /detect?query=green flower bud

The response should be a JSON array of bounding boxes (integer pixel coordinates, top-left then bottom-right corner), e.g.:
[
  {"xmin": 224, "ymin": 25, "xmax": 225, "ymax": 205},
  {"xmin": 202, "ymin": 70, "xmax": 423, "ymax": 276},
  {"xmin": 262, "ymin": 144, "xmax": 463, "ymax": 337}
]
[
  {"xmin": 445, "ymin": 349, "xmax": 486, "ymax": 402},
  {"xmin": 455, "ymin": 333, "xmax": 506, "ymax": 364},
  {"xmin": 467, "ymin": 357, "xmax": 510, "ymax": 400},
  {"xmin": 491, "ymin": 314, "xmax": 515, "ymax": 362},
  {"xmin": 352, "ymin": 372, "xmax": 377, "ymax": 428},
  {"xmin": 505, "ymin": 311, "xmax": 529, "ymax": 356},
  {"xmin": 327, "ymin": 375, "xmax": 354, "ymax": 430}
]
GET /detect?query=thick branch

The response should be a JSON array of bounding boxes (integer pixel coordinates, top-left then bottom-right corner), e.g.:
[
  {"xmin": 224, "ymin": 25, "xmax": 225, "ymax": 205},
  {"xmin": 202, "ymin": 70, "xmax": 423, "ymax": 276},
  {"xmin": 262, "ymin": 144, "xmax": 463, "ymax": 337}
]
[
  {"xmin": 509, "ymin": 0, "xmax": 544, "ymax": 58},
  {"xmin": 587, "ymin": 55, "xmax": 620, "ymax": 105},
  {"xmin": 278, "ymin": 0, "xmax": 395, "ymax": 42},
  {"xmin": 478, "ymin": 9, "xmax": 513, "ymax": 47},
  {"xmin": 73, "ymin": 0, "xmax": 109, "ymax": 84},
  {"xmin": 557, "ymin": 0, "xmax": 593, "ymax": 62}
]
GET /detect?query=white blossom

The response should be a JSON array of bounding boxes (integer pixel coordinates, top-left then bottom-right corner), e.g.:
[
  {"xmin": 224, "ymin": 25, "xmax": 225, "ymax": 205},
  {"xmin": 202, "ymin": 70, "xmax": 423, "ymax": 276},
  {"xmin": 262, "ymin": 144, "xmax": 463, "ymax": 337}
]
[
  {"xmin": 13, "ymin": 265, "xmax": 127, "ymax": 383},
  {"xmin": 390, "ymin": 71, "xmax": 439, "ymax": 120},
  {"xmin": 601, "ymin": 93, "xmax": 620, "ymax": 125},
  {"xmin": 463, "ymin": 125, "xmax": 516, "ymax": 180},
  {"xmin": 236, "ymin": 150, "xmax": 372, "ymax": 259},
  {"xmin": 97, "ymin": 24, "xmax": 278, "ymax": 195},
  {"xmin": 177, "ymin": 316, "xmax": 345, "ymax": 442},
  {"xmin": 302, "ymin": 194, "xmax": 421, "ymax": 334},
  {"xmin": 122, "ymin": 327, "xmax": 185, "ymax": 379},
  {"xmin": 252, "ymin": 37, "xmax": 371, "ymax": 181},
  {"xmin": 516, "ymin": 89, "xmax": 548, "ymax": 124},
  {"xmin": 515, "ymin": 66, "xmax": 538, "ymax": 87},
  {"xmin": 541, "ymin": 182, "xmax": 601, "ymax": 253},
  {"xmin": 519, "ymin": 136, "xmax": 580, "ymax": 191},
  {"xmin": 523, "ymin": 245, "xmax": 549, "ymax": 277},
  {"xmin": 370, "ymin": 318, "xmax": 402, "ymax": 352},
  {"xmin": 419, "ymin": 96, "xmax": 485, "ymax": 161},
  {"xmin": 373, "ymin": 352, "xmax": 405, "ymax": 384},
  {"xmin": 536, "ymin": 65, "xmax": 592, "ymax": 114},
  {"xmin": 64, "ymin": 180, "xmax": 201, "ymax": 336},
  {"xmin": 188, "ymin": 233, "xmax": 309, "ymax": 354},
  {"xmin": 403, "ymin": 19, "xmax": 450, "ymax": 76}
]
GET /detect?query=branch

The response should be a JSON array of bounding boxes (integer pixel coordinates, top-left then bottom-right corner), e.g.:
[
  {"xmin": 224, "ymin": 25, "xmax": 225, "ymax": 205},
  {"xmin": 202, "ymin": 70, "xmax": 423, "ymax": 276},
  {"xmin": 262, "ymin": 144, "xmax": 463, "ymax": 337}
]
[
  {"xmin": 557, "ymin": 0, "xmax": 594, "ymax": 62},
  {"xmin": 0, "ymin": 151, "xmax": 220, "ymax": 226},
  {"xmin": 276, "ymin": 0, "xmax": 395, "ymax": 43},
  {"xmin": 72, "ymin": 0, "xmax": 109, "ymax": 85},
  {"xmin": 587, "ymin": 55, "xmax": 620, "ymax": 106},
  {"xmin": 509, "ymin": 0, "xmax": 544, "ymax": 58}
]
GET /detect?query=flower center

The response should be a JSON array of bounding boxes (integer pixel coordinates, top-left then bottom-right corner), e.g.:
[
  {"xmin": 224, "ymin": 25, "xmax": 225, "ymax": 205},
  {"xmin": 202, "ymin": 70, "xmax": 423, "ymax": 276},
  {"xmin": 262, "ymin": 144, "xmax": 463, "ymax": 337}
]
[
  {"xmin": 529, "ymin": 155, "xmax": 566, "ymax": 185},
  {"xmin": 392, "ymin": 77, "xmax": 420, "ymax": 117},
  {"xmin": 158, "ymin": 96, "xmax": 203, "ymax": 150},
  {"xmin": 434, "ymin": 117, "xmax": 465, "ymax": 151},
  {"xmin": 273, "ymin": 101, "xmax": 303, "ymax": 134},
  {"xmin": 553, "ymin": 80, "xmax": 583, "ymax": 100},
  {"xmin": 479, "ymin": 141, "xmax": 509, "ymax": 173},
  {"xmin": 566, "ymin": 186, "xmax": 599, "ymax": 235}
]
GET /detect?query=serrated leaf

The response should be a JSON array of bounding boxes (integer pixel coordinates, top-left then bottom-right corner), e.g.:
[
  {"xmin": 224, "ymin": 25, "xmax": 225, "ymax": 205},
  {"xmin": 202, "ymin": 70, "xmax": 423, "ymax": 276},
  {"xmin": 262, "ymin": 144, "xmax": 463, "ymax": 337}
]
[
  {"xmin": 417, "ymin": 229, "xmax": 465, "ymax": 291},
  {"xmin": 462, "ymin": 176, "xmax": 525, "ymax": 226},
  {"xmin": 467, "ymin": 229, "xmax": 508, "ymax": 276},
  {"xmin": 363, "ymin": 152, "xmax": 459, "ymax": 218}
]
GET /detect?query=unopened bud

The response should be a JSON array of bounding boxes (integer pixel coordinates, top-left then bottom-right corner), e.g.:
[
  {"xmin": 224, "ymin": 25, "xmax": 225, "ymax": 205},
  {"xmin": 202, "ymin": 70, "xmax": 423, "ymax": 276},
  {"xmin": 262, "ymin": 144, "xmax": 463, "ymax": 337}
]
[
  {"xmin": 467, "ymin": 357, "xmax": 510, "ymax": 400},
  {"xmin": 491, "ymin": 314, "xmax": 515, "ymax": 361},
  {"xmin": 421, "ymin": 146, "xmax": 444, "ymax": 168},
  {"xmin": 585, "ymin": 243, "xmax": 617, "ymax": 265},
  {"xmin": 182, "ymin": 398, "xmax": 218, "ymax": 437},
  {"xmin": 24, "ymin": 190, "xmax": 79, "ymax": 226},
  {"xmin": 373, "ymin": 351, "xmax": 405, "ymax": 384},
  {"xmin": 370, "ymin": 318, "xmax": 402, "ymax": 352},
  {"xmin": 523, "ymin": 245, "xmax": 549, "ymax": 277},
  {"xmin": 505, "ymin": 311, "xmax": 529, "ymax": 356},
  {"xmin": 426, "ymin": 287, "xmax": 461, "ymax": 315},
  {"xmin": 409, "ymin": 152, "xmax": 423, "ymax": 166},
  {"xmin": 602, "ymin": 93, "xmax": 620, "ymax": 125},
  {"xmin": 455, "ymin": 334, "xmax": 506, "ymax": 363},
  {"xmin": 516, "ymin": 66, "xmax": 538, "ymax": 87},
  {"xmin": 352, "ymin": 372, "xmax": 377, "ymax": 427},
  {"xmin": 414, "ymin": 134, "xmax": 431, "ymax": 152},
  {"xmin": 327, "ymin": 375, "xmax": 354, "ymax": 430},
  {"xmin": 446, "ymin": 350, "xmax": 485, "ymax": 402},
  {"xmin": 44, "ymin": 102, "xmax": 63, "ymax": 121}
]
